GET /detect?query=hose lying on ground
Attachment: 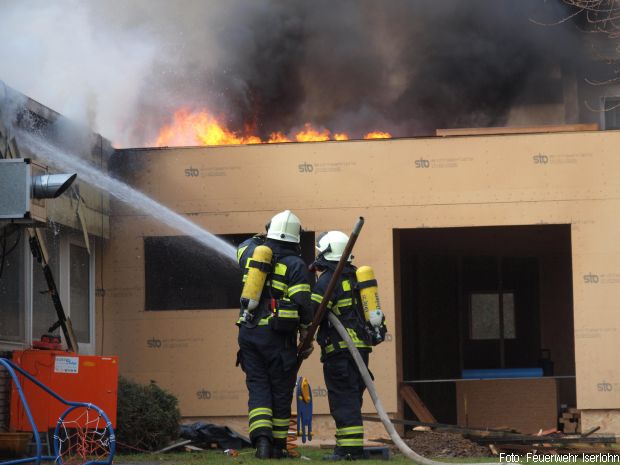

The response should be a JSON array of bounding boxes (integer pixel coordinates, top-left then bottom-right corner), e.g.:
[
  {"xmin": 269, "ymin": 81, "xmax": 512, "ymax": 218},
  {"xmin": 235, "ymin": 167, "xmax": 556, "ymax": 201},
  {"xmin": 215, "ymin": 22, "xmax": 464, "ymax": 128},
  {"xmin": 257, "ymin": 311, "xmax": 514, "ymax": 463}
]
[{"xmin": 326, "ymin": 312, "xmax": 516, "ymax": 465}]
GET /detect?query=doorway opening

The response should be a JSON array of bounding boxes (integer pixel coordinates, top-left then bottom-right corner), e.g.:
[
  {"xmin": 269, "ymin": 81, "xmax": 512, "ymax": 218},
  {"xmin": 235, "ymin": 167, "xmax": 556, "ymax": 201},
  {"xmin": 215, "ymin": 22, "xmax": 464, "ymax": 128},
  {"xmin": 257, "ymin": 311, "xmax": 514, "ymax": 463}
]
[{"xmin": 396, "ymin": 225, "xmax": 575, "ymax": 429}]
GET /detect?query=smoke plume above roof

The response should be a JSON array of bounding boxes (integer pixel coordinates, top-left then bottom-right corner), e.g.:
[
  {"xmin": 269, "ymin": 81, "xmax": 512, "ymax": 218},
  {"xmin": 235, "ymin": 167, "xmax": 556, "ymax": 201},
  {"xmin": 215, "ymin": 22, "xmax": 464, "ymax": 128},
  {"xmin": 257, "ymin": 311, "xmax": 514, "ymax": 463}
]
[{"xmin": 0, "ymin": 0, "xmax": 584, "ymax": 146}]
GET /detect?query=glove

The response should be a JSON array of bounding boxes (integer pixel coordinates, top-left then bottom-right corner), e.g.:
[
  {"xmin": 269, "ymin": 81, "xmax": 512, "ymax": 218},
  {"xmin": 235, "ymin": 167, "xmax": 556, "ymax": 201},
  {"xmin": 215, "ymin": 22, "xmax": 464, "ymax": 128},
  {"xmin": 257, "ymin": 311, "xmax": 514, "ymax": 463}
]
[{"xmin": 298, "ymin": 327, "xmax": 314, "ymax": 360}]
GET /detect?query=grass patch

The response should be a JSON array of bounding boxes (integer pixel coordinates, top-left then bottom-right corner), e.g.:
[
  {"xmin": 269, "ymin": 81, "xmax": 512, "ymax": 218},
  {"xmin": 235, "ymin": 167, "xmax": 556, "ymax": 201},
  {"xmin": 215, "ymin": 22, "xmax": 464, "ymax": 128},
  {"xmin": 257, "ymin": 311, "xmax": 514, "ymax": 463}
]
[
  {"xmin": 115, "ymin": 446, "xmax": 400, "ymax": 464},
  {"xmin": 112, "ymin": 448, "xmax": 620, "ymax": 465}
]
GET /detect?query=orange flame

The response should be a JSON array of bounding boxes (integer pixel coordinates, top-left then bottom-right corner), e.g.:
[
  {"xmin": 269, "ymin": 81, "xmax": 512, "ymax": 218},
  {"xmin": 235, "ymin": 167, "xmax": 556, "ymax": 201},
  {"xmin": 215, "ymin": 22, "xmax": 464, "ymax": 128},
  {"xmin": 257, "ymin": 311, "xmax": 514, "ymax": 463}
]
[
  {"xmin": 294, "ymin": 124, "xmax": 330, "ymax": 142},
  {"xmin": 268, "ymin": 132, "xmax": 291, "ymax": 143},
  {"xmin": 153, "ymin": 109, "xmax": 392, "ymax": 146},
  {"xmin": 363, "ymin": 131, "xmax": 392, "ymax": 139},
  {"xmin": 154, "ymin": 109, "xmax": 261, "ymax": 146}
]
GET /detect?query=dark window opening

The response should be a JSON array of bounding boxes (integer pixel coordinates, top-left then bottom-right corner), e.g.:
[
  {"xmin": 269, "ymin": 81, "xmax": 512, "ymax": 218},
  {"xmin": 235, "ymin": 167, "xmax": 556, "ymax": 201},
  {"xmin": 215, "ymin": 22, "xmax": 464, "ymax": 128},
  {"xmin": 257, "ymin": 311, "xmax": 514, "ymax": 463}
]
[{"xmin": 145, "ymin": 232, "xmax": 315, "ymax": 311}]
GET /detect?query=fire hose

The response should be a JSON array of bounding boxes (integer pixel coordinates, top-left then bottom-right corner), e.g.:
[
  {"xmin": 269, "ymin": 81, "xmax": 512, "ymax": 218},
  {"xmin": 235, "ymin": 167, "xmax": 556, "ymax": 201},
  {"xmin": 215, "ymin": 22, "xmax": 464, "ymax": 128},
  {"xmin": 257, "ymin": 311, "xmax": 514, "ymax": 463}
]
[
  {"xmin": 327, "ymin": 312, "xmax": 515, "ymax": 465},
  {"xmin": 297, "ymin": 216, "xmax": 516, "ymax": 465}
]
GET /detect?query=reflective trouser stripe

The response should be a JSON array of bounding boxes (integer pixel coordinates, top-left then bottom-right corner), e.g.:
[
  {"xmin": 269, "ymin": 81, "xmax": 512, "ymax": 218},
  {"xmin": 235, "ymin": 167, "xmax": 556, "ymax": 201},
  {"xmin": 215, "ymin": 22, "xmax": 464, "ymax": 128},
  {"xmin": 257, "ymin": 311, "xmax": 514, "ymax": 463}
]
[
  {"xmin": 337, "ymin": 426, "xmax": 364, "ymax": 435},
  {"xmin": 249, "ymin": 419, "xmax": 273, "ymax": 433},
  {"xmin": 249, "ymin": 407, "xmax": 273, "ymax": 420},
  {"xmin": 336, "ymin": 437, "xmax": 364, "ymax": 446},
  {"xmin": 272, "ymin": 417, "xmax": 290, "ymax": 439},
  {"xmin": 249, "ymin": 407, "xmax": 273, "ymax": 433},
  {"xmin": 336, "ymin": 423, "xmax": 364, "ymax": 447}
]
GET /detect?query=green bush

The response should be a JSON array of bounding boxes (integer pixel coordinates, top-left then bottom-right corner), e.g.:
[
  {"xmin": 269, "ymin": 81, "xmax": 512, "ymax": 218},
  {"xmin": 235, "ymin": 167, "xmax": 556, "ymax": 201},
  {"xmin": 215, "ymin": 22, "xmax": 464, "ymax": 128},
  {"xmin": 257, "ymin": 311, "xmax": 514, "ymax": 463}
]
[{"xmin": 116, "ymin": 377, "xmax": 181, "ymax": 452}]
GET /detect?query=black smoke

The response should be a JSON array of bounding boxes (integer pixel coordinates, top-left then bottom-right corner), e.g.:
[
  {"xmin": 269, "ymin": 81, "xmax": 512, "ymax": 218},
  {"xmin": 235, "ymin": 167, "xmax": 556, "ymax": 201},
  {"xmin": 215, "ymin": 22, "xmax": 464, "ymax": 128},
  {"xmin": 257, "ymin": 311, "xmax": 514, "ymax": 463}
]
[{"xmin": 0, "ymin": 0, "xmax": 589, "ymax": 145}]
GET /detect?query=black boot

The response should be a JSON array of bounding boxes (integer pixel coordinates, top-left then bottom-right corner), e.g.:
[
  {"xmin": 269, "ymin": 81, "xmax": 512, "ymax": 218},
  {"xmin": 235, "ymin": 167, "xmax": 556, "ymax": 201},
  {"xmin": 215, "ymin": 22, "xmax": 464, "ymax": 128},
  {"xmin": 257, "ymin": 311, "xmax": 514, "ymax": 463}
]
[
  {"xmin": 272, "ymin": 446, "xmax": 287, "ymax": 459},
  {"xmin": 272, "ymin": 439, "xmax": 287, "ymax": 459},
  {"xmin": 255, "ymin": 436, "xmax": 272, "ymax": 459},
  {"xmin": 322, "ymin": 446, "xmax": 364, "ymax": 461}
]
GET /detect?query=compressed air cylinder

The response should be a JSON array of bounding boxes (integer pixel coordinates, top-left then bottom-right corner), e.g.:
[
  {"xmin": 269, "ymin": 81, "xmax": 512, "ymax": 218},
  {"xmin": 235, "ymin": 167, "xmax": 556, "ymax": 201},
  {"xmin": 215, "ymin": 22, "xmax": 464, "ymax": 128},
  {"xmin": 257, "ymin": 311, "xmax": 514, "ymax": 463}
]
[
  {"xmin": 356, "ymin": 265, "xmax": 384, "ymax": 328},
  {"xmin": 240, "ymin": 245, "xmax": 272, "ymax": 310}
]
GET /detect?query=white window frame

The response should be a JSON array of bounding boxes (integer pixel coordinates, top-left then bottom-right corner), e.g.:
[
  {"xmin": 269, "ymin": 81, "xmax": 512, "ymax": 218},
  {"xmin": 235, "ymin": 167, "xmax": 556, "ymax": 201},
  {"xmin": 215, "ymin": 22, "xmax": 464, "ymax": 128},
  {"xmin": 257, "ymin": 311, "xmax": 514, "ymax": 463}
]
[
  {"xmin": 58, "ymin": 234, "xmax": 96, "ymax": 355},
  {"xmin": 0, "ymin": 230, "xmax": 31, "ymax": 349},
  {"xmin": 0, "ymin": 229, "xmax": 97, "ymax": 355}
]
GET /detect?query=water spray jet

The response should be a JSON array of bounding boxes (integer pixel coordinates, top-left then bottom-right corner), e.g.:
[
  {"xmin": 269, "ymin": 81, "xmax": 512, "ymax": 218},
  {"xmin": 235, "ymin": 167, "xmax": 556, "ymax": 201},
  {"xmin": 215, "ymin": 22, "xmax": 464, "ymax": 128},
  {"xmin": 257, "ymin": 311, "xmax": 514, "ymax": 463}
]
[{"xmin": 16, "ymin": 131, "xmax": 237, "ymax": 265}]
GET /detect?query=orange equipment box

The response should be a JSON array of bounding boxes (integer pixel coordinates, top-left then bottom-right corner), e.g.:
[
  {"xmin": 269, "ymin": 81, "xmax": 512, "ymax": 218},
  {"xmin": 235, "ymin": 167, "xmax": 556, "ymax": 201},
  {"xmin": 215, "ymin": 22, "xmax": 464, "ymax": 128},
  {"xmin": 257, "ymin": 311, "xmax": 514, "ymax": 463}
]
[{"xmin": 9, "ymin": 350, "xmax": 118, "ymax": 431}]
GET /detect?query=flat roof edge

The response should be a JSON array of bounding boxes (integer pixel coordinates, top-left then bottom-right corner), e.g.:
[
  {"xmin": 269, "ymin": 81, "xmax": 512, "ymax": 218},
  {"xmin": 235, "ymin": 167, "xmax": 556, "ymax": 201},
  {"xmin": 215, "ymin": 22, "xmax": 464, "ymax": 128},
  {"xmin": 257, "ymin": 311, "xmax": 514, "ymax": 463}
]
[{"xmin": 436, "ymin": 123, "xmax": 600, "ymax": 137}]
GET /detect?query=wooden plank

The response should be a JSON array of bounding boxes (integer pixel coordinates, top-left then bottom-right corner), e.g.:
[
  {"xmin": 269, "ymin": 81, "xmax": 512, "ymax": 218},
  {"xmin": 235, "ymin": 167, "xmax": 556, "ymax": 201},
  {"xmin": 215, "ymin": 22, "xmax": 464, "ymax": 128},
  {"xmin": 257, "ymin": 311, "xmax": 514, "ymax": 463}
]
[
  {"xmin": 362, "ymin": 415, "xmax": 518, "ymax": 435},
  {"xmin": 582, "ymin": 426, "xmax": 601, "ymax": 437},
  {"xmin": 435, "ymin": 123, "xmax": 599, "ymax": 137},
  {"xmin": 399, "ymin": 384, "xmax": 437, "ymax": 423},
  {"xmin": 495, "ymin": 444, "xmax": 620, "ymax": 455}
]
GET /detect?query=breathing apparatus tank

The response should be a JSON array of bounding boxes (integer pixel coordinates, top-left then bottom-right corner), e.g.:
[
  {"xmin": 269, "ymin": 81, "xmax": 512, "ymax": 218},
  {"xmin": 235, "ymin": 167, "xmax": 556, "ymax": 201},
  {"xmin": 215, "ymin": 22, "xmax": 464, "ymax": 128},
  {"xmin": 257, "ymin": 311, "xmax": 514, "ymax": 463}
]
[
  {"xmin": 240, "ymin": 245, "xmax": 273, "ymax": 322},
  {"xmin": 356, "ymin": 265, "xmax": 385, "ymax": 342}
]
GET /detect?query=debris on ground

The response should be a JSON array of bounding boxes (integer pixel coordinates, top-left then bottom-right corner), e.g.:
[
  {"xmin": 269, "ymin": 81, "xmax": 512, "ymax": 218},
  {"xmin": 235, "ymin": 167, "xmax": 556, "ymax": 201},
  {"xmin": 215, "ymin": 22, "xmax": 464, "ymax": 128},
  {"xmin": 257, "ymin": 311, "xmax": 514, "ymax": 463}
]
[
  {"xmin": 179, "ymin": 422, "xmax": 252, "ymax": 450},
  {"xmin": 400, "ymin": 430, "xmax": 494, "ymax": 458}
]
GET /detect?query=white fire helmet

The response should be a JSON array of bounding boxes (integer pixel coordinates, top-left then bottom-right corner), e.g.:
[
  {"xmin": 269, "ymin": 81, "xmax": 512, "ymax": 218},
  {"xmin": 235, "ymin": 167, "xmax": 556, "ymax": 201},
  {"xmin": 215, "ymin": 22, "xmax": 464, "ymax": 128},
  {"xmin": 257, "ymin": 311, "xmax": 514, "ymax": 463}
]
[
  {"xmin": 266, "ymin": 210, "xmax": 302, "ymax": 243},
  {"xmin": 316, "ymin": 231, "xmax": 351, "ymax": 262}
]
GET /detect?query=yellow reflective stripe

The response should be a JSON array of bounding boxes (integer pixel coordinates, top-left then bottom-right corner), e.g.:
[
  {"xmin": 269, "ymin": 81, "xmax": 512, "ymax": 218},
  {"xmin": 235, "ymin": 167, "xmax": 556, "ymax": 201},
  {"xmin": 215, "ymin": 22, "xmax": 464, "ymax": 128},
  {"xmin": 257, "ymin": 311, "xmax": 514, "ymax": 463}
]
[
  {"xmin": 288, "ymin": 283, "xmax": 310, "ymax": 296},
  {"xmin": 249, "ymin": 420, "xmax": 273, "ymax": 432},
  {"xmin": 327, "ymin": 301, "xmax": 333, "ymax": 309},
  {"xmin": 342, "ymin": 280, "xmax": 351, "ymax": 291},
  {"xmin": 242, "ymin": 274, "xmax": 248, "ymax": 282},
  {"xmin": 336, "ymin": 298, "xmax": 353, "ymax": 307},
  {"xmin": 277, "ymin": 309, "xmax": 298, "ymax": 319},
  {"xmin": 274, "ymin": 263, "xmax": 287, "ymax": 276},
  {"xmin": 347, "ymin": 328, "xmax": 362, "ymax": 343},
  {"xmin": 237, "ymin": 246, "xmax": 249, "ymax": 263},
  {"xmin": 330, "ymin": 306, "xmax": 341, "ymax": 316},
  {"xmin": 273, "ymin": 431, "xmax": 289, "ymax": 438},
  {"xmin": 339, "ymin": 340, "xmax": 371, "ymax": 350},
  {"xmin": 249, "ymin": 407, "xmax": 273, "ymax": 419},
  {"xmin": 239, "ymin": 315, "xmax": 272, "ymax": 325},
  {"xmin": 337, "ymin": 438, "xmax": 364, "ymax": 446},
  {"xmin": 272, "ymin": 418, "xmax": 290, "ymax": 427},
  {"xmin": 271, "ymin": 280, "xmax": 288, "ymax": 292},
  {"xmin": 325, "ymin": 340, "xmax": 371, "ymax": 354},
  {"xmin": 337, "ymin": 426, "xmax": 364, "ymax": 435},
  {"xmin": 311, "ymin": 293, "xmax": 323, "ymax": 304},
  {"xmin": 245, "ymin": 257, "xmax": 251, "ymax": 269}
]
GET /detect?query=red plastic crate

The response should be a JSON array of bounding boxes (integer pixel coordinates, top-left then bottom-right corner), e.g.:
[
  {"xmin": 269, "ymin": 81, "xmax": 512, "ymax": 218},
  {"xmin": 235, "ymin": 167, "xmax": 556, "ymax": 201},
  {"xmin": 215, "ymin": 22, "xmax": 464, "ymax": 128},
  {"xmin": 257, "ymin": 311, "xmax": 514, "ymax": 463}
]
[{"xmin": 9, "ymin": 350, "xmax": 118, "ymax": 431}]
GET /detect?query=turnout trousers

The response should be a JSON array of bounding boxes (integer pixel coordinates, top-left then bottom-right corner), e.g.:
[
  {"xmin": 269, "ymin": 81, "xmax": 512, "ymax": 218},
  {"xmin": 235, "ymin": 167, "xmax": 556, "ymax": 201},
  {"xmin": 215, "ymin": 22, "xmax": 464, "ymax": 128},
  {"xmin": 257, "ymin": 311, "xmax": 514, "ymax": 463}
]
[
  {"xmin": 238, "ymin": 325, "xmax": 297, "ymax": 448},
  {"xmin": 323, "ymin": 350, "xmax": 370, "ymax": 456}
]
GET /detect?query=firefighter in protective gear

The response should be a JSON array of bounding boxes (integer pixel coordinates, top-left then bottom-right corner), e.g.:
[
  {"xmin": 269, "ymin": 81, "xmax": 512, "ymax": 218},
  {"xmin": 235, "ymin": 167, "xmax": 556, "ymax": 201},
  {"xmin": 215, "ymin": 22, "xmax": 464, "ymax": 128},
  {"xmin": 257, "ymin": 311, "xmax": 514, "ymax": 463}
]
[
  {"xmin": 311, "ymin": 231, "xmax": 387, "ymax": 461},
  {"xmin": 236, "ymin": 210, "xmax": 314, "ymax": 459}
]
